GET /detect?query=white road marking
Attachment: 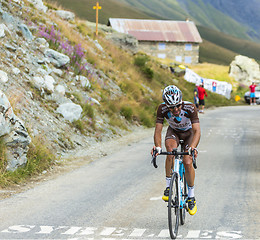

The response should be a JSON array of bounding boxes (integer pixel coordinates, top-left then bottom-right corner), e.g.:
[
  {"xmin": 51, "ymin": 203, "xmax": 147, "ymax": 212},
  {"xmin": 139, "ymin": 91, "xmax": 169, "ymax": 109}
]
[
  {"xmin": 0, "ymin": 225, "xmax": 244, "ymax": 239},
  {"xmin": 100, "ymin": 227, "xmax": 116, "ymax": 236},
  {"xmin": 158, "ymin": 229, "xmax": 169, "ymax": 237},
  {"xmin": 186, "ymin": 230, "xmax": 200, "ymax": 238},
  {"xmin": 129, "ymin": 228, "xmax": 146, "ymax": 237},
  {"xmin": 150, "ymin": 196, "xmax": 162, "ymax": 201},
  {"xmin": 62, "ymin": 227, "xmax": 82, "ymax": 235}
]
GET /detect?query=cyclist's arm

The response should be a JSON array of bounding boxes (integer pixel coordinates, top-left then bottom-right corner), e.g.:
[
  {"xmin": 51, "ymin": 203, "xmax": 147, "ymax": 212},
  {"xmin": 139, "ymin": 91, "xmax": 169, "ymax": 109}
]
[
  {"xmin": 154, "ymin": 122, "xmax": 163, "ymax": 147},
  {"xmin": 190, "ymin": 122, "xmax": 201, "ymax": 157},
  {"xmin": 151, "ymin": 123, "xmax": 163, "ymax": 155}
]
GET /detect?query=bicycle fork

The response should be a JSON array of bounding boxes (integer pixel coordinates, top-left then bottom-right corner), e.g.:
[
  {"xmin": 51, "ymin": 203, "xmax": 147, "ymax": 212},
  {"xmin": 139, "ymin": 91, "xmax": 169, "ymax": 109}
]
[
  {"xmin": 173, "ymin": 157, "xmax": 181, "ymax": 209},
  {"xmin": 174, "ymin": 157, "xmax": 187, "ymax": 211}
]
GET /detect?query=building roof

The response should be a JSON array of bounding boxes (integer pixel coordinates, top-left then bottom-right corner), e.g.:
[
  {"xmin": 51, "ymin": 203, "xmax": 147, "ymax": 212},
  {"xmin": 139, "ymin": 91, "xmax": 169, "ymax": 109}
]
[{"xmin": 108, "ymin": 18, "xmax": 203, "ymax": 43}]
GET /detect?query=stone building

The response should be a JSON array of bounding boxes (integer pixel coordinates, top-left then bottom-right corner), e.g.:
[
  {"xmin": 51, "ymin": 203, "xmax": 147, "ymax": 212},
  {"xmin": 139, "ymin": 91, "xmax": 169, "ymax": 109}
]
[{"xmin": 108, "ymin": 18, "xmax": 203, "ymax": 65}]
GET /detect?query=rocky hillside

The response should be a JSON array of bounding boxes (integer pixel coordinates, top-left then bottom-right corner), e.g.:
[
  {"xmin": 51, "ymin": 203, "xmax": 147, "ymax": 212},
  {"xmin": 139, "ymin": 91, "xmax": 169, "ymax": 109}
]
[{"xmin": 0, "ymin": 0, "xmax": 168, "ymax": 172}]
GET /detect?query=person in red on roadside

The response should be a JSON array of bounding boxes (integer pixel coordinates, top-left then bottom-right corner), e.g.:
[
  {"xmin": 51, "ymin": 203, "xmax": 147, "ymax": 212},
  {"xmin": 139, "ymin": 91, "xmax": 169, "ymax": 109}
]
[
  {"xmin": 249, "ymin": 81, "xmax": 257, "ymax": 105},
  {"xmin": 197, "ymin": 83, "xmax": 208, "ymax": 113}
]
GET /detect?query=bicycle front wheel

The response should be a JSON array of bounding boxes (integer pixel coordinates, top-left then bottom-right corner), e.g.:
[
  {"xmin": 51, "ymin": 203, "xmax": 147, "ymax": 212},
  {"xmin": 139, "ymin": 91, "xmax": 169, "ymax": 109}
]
[
  {"xmin": 180, "ymin": 175, "xmax": 187, "ymax": 225},
  {"xmin": 168, "ymin": 172, "xmax": 179, "ymax": 239}
]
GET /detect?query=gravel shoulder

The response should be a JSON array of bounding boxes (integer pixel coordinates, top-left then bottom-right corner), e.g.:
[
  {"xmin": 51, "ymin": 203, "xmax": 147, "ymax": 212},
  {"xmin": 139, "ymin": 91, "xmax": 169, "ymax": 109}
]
[{"xmin": 0, "ymin": 126, "xmax": 154, "ymax": 199}]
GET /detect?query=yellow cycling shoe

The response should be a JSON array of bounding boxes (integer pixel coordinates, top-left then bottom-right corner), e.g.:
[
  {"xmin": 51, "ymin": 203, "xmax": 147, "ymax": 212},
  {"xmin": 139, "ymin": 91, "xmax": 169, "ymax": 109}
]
[
  {"xmin": 162, "ymin": 187, "xmax": 170, "ymax": 202},
  {"xmin": 187, "ymin": 197, "xmax": 197, "ymax": 215}
]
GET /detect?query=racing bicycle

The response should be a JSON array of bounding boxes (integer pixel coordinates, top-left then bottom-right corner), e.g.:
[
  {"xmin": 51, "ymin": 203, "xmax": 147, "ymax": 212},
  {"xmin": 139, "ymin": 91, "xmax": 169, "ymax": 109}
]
[{"xmin": 151, "ymin": 140, "xmax": 197, "ymax": 239}]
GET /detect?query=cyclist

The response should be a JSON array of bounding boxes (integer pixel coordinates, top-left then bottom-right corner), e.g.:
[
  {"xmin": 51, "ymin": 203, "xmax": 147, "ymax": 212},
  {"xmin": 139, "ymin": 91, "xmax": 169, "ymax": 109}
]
[{"xmin": 151, "ymin": 85, "xmax": 201, "ymax": 215}]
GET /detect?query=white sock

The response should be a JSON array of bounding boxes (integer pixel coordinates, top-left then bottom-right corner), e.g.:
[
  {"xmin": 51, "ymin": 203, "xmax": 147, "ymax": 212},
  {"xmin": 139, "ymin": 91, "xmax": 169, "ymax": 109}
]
[
  {"xmin": 188, "ymin": 185, "xmax": 195, "ymax": 198},
  {"xmin": 166, "ymin": 177, "xmax": 171, "ymax": 188}
]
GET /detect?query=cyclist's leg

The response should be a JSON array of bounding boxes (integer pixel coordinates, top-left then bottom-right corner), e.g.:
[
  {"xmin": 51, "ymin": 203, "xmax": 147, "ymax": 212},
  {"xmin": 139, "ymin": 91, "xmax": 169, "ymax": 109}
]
[
  {"xmin": 165, "ymin": 126, "xmax": 179, "ymax": 177},
  {"xmin": 180, "ymin": 130, "xmax": 195, "ymax": 186},
  {"xmin": 181, "ymin": 130, "xmax": 197, "ymax": 215}
]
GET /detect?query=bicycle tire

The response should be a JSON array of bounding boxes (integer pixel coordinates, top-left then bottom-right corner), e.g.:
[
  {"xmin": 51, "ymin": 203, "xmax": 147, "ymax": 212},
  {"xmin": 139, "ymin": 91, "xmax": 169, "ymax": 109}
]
[
  {"xmin": 168, "ymin": 172, "xmax": 179, "ymax": 239},
  {"xmin": 180, "ymin": 175, "xmax": 187, "ymax": 225}
]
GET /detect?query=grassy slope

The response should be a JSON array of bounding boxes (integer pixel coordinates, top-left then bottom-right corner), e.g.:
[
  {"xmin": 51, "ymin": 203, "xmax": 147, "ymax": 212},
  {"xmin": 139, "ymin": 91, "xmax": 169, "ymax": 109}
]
[
  {"xmin": 199, "ymin": 39, "xmax": 237, "ymax": 65},
  {"xmin": 45, "ymin": 0, "xmax": 260, "ymax": 65},
  {"xmin": 120, "ymin": 0, "xmax": 187, "ymax": 20},
  {"xmin": 45, "ymin": 0, "xmax": 154, "ymax": 24},
  {"xmin": 179, "ymin": 0, "xmax": 251, "ymax": 41},
  {"xmin": 198, "ymin": 25, "xmax": 260, "ymax": 63}
]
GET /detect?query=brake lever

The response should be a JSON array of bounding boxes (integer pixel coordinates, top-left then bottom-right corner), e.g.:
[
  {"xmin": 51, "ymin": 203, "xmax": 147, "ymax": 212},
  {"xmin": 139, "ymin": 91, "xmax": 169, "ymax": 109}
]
[
  {"xmin": 151, "ymin": 152, "xmax": 158, "ymax": 168},
  {"xmin": 192, "ymin": 151, "xmax": 197, "ymax": 169}
]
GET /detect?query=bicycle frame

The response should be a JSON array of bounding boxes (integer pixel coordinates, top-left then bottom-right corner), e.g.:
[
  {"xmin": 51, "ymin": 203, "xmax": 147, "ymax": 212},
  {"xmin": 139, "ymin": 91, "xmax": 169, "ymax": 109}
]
[{"xmin": 174, "ymin": 155, "xmax": 188, "ymax": 211}]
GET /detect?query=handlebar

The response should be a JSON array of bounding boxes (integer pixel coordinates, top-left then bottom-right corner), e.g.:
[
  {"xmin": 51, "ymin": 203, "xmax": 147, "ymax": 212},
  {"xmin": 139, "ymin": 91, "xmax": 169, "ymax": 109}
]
[{"xmin": 151, "ymin": 149, "xmax": 197, "ymax": 169}]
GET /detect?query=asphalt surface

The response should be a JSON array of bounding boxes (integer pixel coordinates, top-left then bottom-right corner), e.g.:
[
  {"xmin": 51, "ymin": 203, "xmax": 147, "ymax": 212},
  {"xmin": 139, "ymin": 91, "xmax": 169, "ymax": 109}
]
[{"xmin": 0, "ymin": 105, "xmax": 259, "ymax": 239}]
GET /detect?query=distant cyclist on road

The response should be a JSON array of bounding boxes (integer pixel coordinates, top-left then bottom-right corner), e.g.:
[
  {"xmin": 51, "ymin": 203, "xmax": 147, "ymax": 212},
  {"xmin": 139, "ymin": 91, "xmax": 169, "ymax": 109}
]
[{"xmin": 151, "ymin": 85, "xmax": 201, "ymax": 215}]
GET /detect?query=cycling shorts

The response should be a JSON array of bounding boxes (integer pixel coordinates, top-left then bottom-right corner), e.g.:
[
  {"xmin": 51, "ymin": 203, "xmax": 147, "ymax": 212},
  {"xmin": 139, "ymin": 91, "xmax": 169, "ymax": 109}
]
[{"xmin": 165, "ymin": 127, "xmax": 194, "ymax": 151}]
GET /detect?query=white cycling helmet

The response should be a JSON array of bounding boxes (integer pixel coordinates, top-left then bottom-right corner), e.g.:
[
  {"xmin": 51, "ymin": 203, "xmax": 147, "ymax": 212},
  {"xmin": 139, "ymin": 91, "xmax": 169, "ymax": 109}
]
[{"xmin": 162, "ymin": 85, "xmax": 182, "ymax": 106}]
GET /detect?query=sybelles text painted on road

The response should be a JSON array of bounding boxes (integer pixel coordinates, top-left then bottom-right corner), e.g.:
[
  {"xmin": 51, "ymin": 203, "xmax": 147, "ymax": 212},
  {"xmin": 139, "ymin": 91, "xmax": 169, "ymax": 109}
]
[{"xmin": 0, "ymin": 225, "xmax": 243, "ymax": 239}]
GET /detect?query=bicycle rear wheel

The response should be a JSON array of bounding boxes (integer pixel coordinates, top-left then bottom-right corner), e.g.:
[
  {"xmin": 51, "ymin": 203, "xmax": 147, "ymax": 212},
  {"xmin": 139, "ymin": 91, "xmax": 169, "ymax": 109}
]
[
  {"xmin": 168, "ymin": 172, "xmax": 179, "ymax": 239},
  {"xmin": 180, "ymin": 175, "xmax": 187, "ymax": 225}
]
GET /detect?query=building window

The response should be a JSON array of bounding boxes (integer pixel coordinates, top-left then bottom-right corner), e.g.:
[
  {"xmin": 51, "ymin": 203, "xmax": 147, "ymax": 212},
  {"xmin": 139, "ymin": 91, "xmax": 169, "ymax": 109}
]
[
  {"xmin": 185, "ymin": 56, "xmax": 192, "ymax": 64},
  {"xmin": 175, "ymin": 56, "xmax": 182, "ymax": 62},
  {"xmin": 157, "ymin": 53, "xmax": 166, "ymax": 59},
  {"xmin": 185, "ymin": 44, "xmax": 192, "ymax": 51},
  {"xmin": 158, "ymin": 43, "xmax": 166, "ymax": 50}
]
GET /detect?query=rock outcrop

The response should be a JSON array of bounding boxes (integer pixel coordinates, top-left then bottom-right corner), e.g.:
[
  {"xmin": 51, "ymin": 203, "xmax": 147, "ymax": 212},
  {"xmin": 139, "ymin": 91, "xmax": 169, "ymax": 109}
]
[
  {"xmin": 0, "ymin": 90, "xmax": 31, "ymax": 171},
  {"xmin": 229, "ymin": 55, "xmax": 260, "ymax": 85},
  {"xmin": 0, "ymin": 0, "xmax": 127, "ymax": 171}
]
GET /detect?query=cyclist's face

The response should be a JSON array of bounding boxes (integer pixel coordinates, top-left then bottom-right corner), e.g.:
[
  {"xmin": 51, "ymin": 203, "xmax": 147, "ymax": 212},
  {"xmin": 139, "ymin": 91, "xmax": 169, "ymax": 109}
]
[{"xmin": 169, "ymin": 104, "xmax": 182, "ymax": 116}]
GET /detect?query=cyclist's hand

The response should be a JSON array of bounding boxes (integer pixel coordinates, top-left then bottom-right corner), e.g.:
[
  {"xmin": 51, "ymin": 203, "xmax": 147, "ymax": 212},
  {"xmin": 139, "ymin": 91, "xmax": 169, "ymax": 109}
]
[
  {"xmin": 188, "ymin": 147, "xmax": 198, "ymax": 158},
  {"xmin": 151, "ymin": 146, "xmax": 162, "ymax": 156}
]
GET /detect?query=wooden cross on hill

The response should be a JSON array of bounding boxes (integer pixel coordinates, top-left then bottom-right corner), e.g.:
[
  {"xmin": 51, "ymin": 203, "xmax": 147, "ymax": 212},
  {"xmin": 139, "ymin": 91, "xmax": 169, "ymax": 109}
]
[{"xmin": 93, "ymin": 1, "xmax": 102, "ymax": 36}]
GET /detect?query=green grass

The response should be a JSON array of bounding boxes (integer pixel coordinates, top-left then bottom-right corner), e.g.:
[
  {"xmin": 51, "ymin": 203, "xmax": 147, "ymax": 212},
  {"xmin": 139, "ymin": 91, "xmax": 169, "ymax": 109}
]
[
  {"xmin": 46, "ymin": 0, "xmax": 154, "ymax": 24},
  {"xmin": 198, "ymin": 25, "xmax": 260, "ymax": 63},
  {"xmin": 0, "ymin": 136, "xmax": 56, "ymax": 187}
]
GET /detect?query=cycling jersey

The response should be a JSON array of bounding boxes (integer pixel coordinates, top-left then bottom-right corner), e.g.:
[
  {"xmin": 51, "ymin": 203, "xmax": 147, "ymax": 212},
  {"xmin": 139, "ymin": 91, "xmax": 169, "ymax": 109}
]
[{"xmin": 156, "ymin": 101, "xmax": 199, "ymax": 132}]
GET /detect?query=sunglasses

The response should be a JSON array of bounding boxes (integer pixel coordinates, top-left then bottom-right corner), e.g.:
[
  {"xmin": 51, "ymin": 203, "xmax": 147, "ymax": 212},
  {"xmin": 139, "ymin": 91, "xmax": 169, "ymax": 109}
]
[{"xmin": 168, "ymin": 103, "xmax": 182, "ymax": 109}]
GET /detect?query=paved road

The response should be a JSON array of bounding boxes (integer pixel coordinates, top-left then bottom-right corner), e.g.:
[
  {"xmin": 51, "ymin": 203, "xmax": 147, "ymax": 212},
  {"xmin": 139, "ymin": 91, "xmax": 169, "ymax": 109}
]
[{"xmin": 0, "ymin": 106, "xmax": 259, "ymax": 239}]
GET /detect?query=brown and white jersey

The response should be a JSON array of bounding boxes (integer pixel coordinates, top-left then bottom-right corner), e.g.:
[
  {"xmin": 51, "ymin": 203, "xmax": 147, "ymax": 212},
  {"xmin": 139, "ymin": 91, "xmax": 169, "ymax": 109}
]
[{"xmin": 156, "ymin": 101, "xmax": 199, "ymax": 132}]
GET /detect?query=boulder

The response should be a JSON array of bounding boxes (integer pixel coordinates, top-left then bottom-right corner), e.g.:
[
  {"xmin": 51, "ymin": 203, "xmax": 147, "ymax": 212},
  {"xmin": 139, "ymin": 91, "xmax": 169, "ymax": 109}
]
[
  {"xmin": 75, "ymin": 75, "xmax": 91, "ymax": 88},
  {"xmin": 55, "ymin": 85, "xmax": 66, "ymax": 95},
  {"xmin": 0, "ymin": 70, "xmax": 8, "ymax": 83},
  {"xmin": 229, "ymin": 55, "xmax": 260, "ymax": 85},
  {"xmin": 57, "ymin": 103, "xmax": 83, "ymax": 122},
  {"xmin": 44, "ymin": 75, "xmax": 55, "ymax": 93},
  {"xmin": 45, "ymin": 49, "xmax": 70, "ymax": 68},
  {"xmin": 56, "ymin": 10, "xmax": 75, "ymax": 21},
  {"xmin": 0, "ymin": 23, "xmax": 9, "ymax": 38},
  {"xmin": 27, "ymin": 0, "xmax": 48, "ymax": 13},
  {"xmin": 17, "ymin": 24, "xmax": 33, "ymax": 41},
  {"xmin": 0, "ymin": 90, "xmax": 31, "ymax": 171}
]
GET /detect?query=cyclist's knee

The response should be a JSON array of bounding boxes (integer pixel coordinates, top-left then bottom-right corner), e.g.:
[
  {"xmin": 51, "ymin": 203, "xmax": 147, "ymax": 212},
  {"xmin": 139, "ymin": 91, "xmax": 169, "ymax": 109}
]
[
  {"xmin": 183, "ymin": 155, "xmax": 192, "ymax": 165},
  {"xmin": 165, "ymin": 139, "xmax": 177, "ymax": 151}
]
